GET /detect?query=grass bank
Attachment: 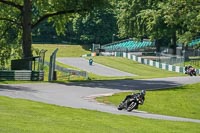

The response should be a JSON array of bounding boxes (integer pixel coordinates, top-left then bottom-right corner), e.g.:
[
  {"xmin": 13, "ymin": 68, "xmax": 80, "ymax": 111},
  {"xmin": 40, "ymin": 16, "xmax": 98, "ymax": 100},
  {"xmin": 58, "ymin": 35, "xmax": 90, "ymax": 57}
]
[
  {"xmin": 90, "ymin": 56, "xmax": 185, "ymax": 79},
  {"xmin": 96, "ymin": 82, "xmax": 200, "ymax": 119},
  {"xmin": 33, "ymin": 44, "xmax": 185, "ymax": 81},
  {"xmin": 0, "ymin": 96, "xmax": 199, "ymax": 133}
]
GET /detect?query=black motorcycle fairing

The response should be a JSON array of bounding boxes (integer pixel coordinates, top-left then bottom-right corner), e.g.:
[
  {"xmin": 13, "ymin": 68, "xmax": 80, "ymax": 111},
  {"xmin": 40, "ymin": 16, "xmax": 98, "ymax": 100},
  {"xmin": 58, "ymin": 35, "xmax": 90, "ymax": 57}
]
[{"xmin": 117, "ymin": 94, "xmax": 144, "ymax": 111}]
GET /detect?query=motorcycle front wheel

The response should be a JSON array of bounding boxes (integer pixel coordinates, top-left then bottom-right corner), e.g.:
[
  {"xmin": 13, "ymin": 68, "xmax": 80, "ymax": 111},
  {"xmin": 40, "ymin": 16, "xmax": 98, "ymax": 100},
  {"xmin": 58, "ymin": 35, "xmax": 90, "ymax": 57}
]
[{"xmin": 127, "ymin": 102, "xmax": 137, "ymax": 112}]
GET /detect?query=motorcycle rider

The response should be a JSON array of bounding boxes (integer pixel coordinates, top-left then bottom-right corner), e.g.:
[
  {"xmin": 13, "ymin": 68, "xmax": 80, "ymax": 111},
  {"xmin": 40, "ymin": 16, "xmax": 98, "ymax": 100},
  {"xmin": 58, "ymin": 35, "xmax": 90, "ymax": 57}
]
[
  {"xmin": 121, "ymin": 90, "xmax": 146, "ymax": 109},
  {"xmin": 185, "ymin": 65, "xmax": 192, "ymax": 74},
  {"xmin": 184, "ymin": 65, "xmax": 196, "ymax": 76}
]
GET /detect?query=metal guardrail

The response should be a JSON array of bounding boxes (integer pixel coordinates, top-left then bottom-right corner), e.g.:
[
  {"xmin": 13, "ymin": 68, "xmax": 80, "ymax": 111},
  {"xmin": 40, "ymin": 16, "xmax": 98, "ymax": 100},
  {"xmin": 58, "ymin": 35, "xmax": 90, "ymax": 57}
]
[
  {"xmin": 118, "ymin": 52, "xmax": 200, "ymax": 75},
  {"xmin": 44, "ymin": 61, "xmax": 88, "ymax": 79},
  {"xmin": 0, "ymin": 70, "xmax": 44, "ymax": 81}
]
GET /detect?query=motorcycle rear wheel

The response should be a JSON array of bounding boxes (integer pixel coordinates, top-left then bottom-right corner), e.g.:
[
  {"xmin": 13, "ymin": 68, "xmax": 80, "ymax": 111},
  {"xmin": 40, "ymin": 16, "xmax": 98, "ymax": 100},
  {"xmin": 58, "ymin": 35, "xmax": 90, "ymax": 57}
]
[
  {"xmin": 193, "ymin": 72, "xmax": 197, "ymax": 76},
  {"xmin": 117, "ymin": 102, "xmax": 125, "ymax": 110}
]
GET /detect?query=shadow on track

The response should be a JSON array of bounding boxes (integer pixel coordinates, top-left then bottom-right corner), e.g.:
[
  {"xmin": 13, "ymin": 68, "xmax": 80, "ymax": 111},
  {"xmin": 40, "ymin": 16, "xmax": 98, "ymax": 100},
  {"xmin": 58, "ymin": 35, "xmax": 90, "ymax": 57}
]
[
  {"xmin": 56, "ymin": 79, "xmax": 183, "ymax": 91},
  {"xmin": 0, "ymin": 85, "xmax": 37, "ymax": 92}
]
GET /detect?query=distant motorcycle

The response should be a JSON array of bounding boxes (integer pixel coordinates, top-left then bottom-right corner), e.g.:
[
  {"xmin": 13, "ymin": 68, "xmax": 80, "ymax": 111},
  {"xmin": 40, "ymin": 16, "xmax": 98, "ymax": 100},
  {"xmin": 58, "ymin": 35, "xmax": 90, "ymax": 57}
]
[
  {"xmin": 185, "ymin": 66, "xmax": 196, "ymax": 76},
  {"xmin": 118, "ymin": 90, "xmax": 145, "ymax": 112}
]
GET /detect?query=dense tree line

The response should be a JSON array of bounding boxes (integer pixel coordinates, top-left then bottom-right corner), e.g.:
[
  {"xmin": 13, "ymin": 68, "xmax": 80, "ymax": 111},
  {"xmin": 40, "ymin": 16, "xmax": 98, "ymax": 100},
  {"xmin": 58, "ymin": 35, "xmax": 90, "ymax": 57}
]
[
  {"xmin": 33, "ymin": 0, "xmax": 200, "ymax": 54},
  {"xmin": 32, "ymin": 8, "xmax": 118, "ymax": 45},
  {"xmin": 0, "ymin": 0, "xmax": 108, "ymax": 68},
  {"xmin": 0, "ymin": 0, "xmax": 199, "ymax": 68},
  {"xmin": 115, "ymin": 0, "xmax": 200, "ymax": 54}
]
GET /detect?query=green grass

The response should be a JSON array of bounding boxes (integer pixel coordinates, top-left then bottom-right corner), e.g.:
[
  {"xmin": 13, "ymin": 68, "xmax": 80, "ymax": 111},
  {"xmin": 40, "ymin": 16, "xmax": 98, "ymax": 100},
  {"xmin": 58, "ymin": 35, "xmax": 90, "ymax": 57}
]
[
  {"xmin": 32, "ymin": 44, "xmax": 92, "ymax": 81},
  {"xmin": 0, "ymin": 44, "xmax": 200, "ymax": 132},
  {"xmin": 0, "ymin": 96, "xmax": 199, "ymax": 133},
  {"xmin": 96, "ymin": 82, "xmax": 200, "ymax": 119},
  {"xmin": 33, "ymin": 44, "xmax": 91, "ymax": 59},
  {"xmin": 90, "ymin": 56, "xmax": 185, "ymax": 79},
  {"xmin": 32, "ymin": 44, "xmax": 185, "ymax": 81}
]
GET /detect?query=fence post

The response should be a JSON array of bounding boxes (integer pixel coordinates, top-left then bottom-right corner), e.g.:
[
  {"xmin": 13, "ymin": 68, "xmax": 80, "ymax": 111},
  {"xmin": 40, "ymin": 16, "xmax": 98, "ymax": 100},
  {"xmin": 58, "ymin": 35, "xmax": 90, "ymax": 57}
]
[{"xmin": 48, "ymin": 48, "xmax": 58, "ymax": 81}]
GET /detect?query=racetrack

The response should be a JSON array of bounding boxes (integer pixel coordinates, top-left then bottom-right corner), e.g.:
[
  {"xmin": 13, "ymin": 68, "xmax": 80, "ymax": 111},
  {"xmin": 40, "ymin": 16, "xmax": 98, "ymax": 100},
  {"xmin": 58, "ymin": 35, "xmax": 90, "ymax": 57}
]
[
  {"xmin": 57, "ymin": 57, "xmax": 136, "ymax": 76},
  {"xmin": 0, "ymin": 57, "xmax": 200, "ymax": 123}
]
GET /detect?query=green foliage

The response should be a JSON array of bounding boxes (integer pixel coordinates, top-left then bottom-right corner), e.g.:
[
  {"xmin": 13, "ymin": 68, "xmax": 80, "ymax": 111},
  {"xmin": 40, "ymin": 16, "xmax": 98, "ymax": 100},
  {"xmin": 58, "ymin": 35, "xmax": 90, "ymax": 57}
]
[
  {"xmin": 71, "ymin": 8, "xmax": 118, "ymax": 44},
  {"xmin": 0, "ymin": 40, "xmax": 11, "ymax": 69},
  {"xmin": 116, "ymin": 0, "xmax": 200, "ymax": 50},
  {"xmin": 33, "ymin": 7, "xmax": 118, "ymax": 45},
  {"xmin": 0, "ymin": 0, "xmax": 110, "ymax": 58},
  {"xmin": 116, "ymin": 0, "xmax": 156, "ymax": 38},
  {"xmin": 158, "ymin": 0, "xmax": 200, "ymax": 44},
  {"xmin": 0, "ymin": 21, "xmax": 22, "ymax": 69},
  {"xmin": 32, "ymin": 0, "xmax": 110, "ymax": 35},
  {"xmin": 1, "ymin": 0, "xmax": 200, "ymax": 59}
]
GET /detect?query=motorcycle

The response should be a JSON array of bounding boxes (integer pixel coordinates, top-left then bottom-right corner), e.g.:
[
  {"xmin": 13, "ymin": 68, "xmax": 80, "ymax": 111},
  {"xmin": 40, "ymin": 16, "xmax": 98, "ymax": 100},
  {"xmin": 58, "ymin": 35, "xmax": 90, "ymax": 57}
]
[
  {"xmin": 118, "ymin": 94, "xmax": 144, "ymax": 112},
  {"xmin": 185, "ymin": 67, "xmax": 196, "ymax": 76}
]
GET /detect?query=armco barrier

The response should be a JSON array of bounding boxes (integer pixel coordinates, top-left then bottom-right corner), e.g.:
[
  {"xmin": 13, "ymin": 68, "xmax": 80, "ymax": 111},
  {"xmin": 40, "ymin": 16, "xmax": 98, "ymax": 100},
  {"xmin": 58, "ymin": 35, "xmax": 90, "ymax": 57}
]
[{"xmin": 0, "ymin": 70, "xmax": 44, "ymax": 81}]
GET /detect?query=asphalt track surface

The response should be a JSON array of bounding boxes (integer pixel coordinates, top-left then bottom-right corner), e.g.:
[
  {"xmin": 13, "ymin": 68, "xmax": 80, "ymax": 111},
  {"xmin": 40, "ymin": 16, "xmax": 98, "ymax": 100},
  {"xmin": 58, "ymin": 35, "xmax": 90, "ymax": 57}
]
[
  {"xmin": 57, "ymin": 57, "xmax": 135, "ymax": 77},
  {"xmin": 0, "ymin": 57, "xmax": 200, "ymax": 123}
]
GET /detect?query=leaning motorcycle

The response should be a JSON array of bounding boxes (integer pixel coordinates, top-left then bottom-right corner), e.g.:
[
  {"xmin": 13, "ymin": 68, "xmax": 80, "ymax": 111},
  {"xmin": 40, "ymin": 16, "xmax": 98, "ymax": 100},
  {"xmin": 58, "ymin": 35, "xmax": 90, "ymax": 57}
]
[
  {"xmin": 186, "ymin": 68, "xmax": 196, "ymax": 76},
  {"xmin": 118, "ymin": 95, "xmax": 144, "ymax": 112}
]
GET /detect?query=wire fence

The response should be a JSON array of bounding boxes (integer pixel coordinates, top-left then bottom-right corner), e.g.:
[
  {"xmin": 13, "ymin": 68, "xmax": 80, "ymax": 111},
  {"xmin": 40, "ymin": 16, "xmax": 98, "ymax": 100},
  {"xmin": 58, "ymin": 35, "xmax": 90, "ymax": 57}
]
[
  {"xmin": 44, "ymin": 61, "xmax": 88, "ymax": 80},
  {"xmin": 154, "ymin": 53, "xmax": 185, "ymax": 66},
  {"xmin": 142, "ymin": 49, "xmax": 200, "ymax": 67}
]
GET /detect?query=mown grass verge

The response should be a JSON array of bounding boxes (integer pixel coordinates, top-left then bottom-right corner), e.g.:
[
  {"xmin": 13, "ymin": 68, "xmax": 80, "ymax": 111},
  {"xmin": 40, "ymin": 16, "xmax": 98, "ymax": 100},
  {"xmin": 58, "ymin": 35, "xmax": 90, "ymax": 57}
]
[
  {"xmin": 96, "ymin": 82, "xmax": 200, "ymax": 119},
  {"xmin": 89, "ymin": 56, "xmax": 185, "ymax": 79},
  {"xmin": 0, "ymin": 96, "xmax": 199, "ymax": 133},
  {"xmin": 0, "ymin": 44, "xmax": 199, "ymax": 132},
  {"xmin": 32, "ymin": 44, "xmax": 185, "ymax": 81}
]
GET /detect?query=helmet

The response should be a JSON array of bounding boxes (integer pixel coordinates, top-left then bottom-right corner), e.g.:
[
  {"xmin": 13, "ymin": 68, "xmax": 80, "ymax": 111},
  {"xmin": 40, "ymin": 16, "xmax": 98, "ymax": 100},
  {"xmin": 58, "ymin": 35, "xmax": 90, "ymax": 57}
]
[{"xmin": 140, "ymin": 90, "xmax": 146, "ymax": 96}]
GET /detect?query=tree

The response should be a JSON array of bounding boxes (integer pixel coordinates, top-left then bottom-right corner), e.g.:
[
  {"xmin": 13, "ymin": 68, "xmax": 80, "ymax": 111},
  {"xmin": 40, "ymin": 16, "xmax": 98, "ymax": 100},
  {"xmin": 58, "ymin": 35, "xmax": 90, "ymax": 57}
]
[
  {"xmin": 116, "ymin": 0, "xmax": 156, "ymax": 39},
  {"xmin": 116, "ymin": 0, "xmax": 200, "ymax": 55},
  {"xmin": 164, "ymin": 0, "xmax": 200, "ymax": 47},
  {"xmin": 155, "ymin": 0, "xmax": 200, "ymax": 54},
  {"xmin": 71, "ymin": 8, "xmax": 118, "ymax": 44},
  {"xmin": 0, "ymin": 0, "xmax": 109, "ymax": 58}
]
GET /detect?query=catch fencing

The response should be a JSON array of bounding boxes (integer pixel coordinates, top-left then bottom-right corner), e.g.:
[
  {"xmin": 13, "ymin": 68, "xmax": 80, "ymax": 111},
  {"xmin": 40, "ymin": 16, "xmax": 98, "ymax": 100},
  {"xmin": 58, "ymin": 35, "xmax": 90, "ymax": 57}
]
[
  {"xmin": 113, "ymin": 52, "xmax": 200, "ymax": 75},
  {"xmin": 45, "ymin": 61, "xmax": 88, "ymax": 80}
]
